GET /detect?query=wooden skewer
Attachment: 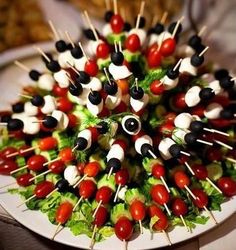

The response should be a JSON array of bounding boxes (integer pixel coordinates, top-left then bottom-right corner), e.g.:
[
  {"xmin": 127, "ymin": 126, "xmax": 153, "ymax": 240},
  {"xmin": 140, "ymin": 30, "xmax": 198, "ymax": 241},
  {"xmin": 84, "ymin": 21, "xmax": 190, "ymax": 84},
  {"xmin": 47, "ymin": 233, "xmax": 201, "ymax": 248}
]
[
  {"xmin": 0, "ymin": 122, "xmax": 8, "ymax": 126},
  {"xmin": 105, "ymin": 0, "xmax": 111, "ymax": 10},
  {"xmin": 14, "ymin": 60, "xmax": 30, "ymax": 72},
  {"xmin": 203, "ymin": 206, "xmax": 217, "ymax": 224},
  {"xmin": 104, "ymin": 68, "xmax": 112, "ymax": 85},
  {"xmin": 199, "ymin": 46, "xmax": 209, "ymax": 57},
  {"xmin": 184, "ymin": 162, "xmax": 195, "ymax": 176},
  {"xmin": 160, "ymin": 176, "xmax": 170, "ymax": 193},
  {"xmin": 118, "ymin": 41, "xmax": 122, "ymax": 52},
  {"xmin": 198, "ymin": 26, "xmax": 207, "ymax": 37},
  {"xmin": 180, "ymin": 151, "xmax": 191, "ymax": 157},
  {"xmin": 160, "ymin": 11, "xmax": 168, "ymax": 25},
  {"xmin": 46, "ymin": 188, "xmax": 59, "ymax": 199},
  {"xmin": 51, "ymin": 223, "xmax": 62, "ymax": 240},
  {"xmin": 214, "ymin": 140, "xmax": 233, "ymax": 150},
  {"xmin": 162, "ymin": 230, "xmax": 172, "ymax": 245},
  {"xmin": 73, "ymin": 196, "xmax": 83, "ymax": 211},
  {"xmin": 225, "ymin": 157, "xmax": 236, "ymax": 164},
  {"xmin": 135, "ymin": 78, "xmax": 139, "ymax": 90},
  {"xmin": 10, "ymin": 165, "xmax": 28, "ymax": 175},
  {"xmin": 123, "ymin": 240, "xmax": 128, "ymax": 250},
  {"xmin": 17, "ymin": 194, "xmax": 36, "ymax": 208},
  {"xmin": 65, "ymin": 31, "xmax": 75, "ymax": 48},
  {"xmin": 114, "ymin": 184, "xmax": 121, "ymax": 202},
  {"xmin": 19, "ymin": 94, "xmax": 32, "ymax": 99},
  {"xmin": 185, "ymin": 185, "xmax": 196, "ymax": 200},
  {"xmin": 205, "ymin": 177, "xmax": 222, "ymax": 194},
  {"xmin": 107, "ymin": 167, "xmax": 113, "ymax": 179},
  {"xmin": 90, "ymin": 224, "xmax": 97, "ymax": 249},
  {"xmin": 148, "ymin": 150, "xmax": 157, "ymax": 159},
  {"xmin": 84, "ymin": 11, "xmax": 99, "ymax": 41},
  {"xmin": 135, "ymin": 14, "xmax": 141, "ymax": 30},
  {"xmin": 34, "ymin": 46, "xmax": 51, "ymax": 62},
  {"xmin": 114, "ymin": 41, "xmax": 118, "ymax": 53},
  {"xmin": 113, "ymin": 0, "xmax": 118, "ymax": 15},
  {"xmin": 139, "ymin": 1, "xmax": 145, "ymax": 16},
  {"xmin": 66, "ymin": 61, "xmax": 80, "ymax": 75},
  {"xmin": 172, "ymin": 16, "xmax": 185, "ymax": 38},
  {"xmin": 0, "ymin": 182, "xmax": 17, "ymax": 190},
  {"xmin": 196, "ymin": 139, "xmax": 213, "ymax": 146},
  {"xmin": 163, "ymin": 203, "xmax": 171, "ymax": 216},
  {"xmin": 92, "ymin": 200, "xmax": 102, "ymax": 218},
  {"xmin": 180, "ymin": 215, "xmax": 189, "ymax": 232},
  {"xmin": 73, "ymin": 174, "xmax": 88, "ymax": 188},
  {"xmin": 48, "ymin": 20, "xmax": 60, "ymax": 41},
  {"xmin": 43, "ymin": 157, "xmax": 61, "ymax": 167},
  {"xmin": 66, "ymin": 73, "xmax": 76, "ymax": 88},
  {"xmin": 173, "ymin": 59, "xmax": 183, "ymax": 71},
  {"xmin": 78, "ymin": 42, "xmax": 88, "ymax": 61},
  {"xmin": 29, "ymin": 169, "xmax": 51, "ymax": 182},
  {"xmin": 139, "ymin": 220, "xmax": 143, "ymax": 234}
]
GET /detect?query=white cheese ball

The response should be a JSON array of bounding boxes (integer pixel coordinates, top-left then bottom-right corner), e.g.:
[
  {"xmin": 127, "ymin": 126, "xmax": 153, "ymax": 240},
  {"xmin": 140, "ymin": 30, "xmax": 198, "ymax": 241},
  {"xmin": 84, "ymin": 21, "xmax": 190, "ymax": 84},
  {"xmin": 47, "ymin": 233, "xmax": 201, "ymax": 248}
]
[
  {"xmin": 105, "ymin": 88, "xmax": 122, "ymax": 110},
  {"xmin": 185, "ymin": 86, "xmax": 201, "ymax": 107},
  {"xmin": 41, "ymin": 95, "xmax": 57, "ymax": 114},
  {"xmin": 22, "ymin": 116, "xmax": 40, "ymax": 135},
  {"xmin": 77, "ymin": 129, "xmax": 92, "ymax": 150},
  {"xmin": 107, "ymin": 144, "xmax": 125, "ymax": 162},
  {"xmin": 51, "ymin": 110, "xmax": 69, "ymax": 131},
  {"xmin": 135, "ymin": 135, "xmax": 153, "ymax": 155},
  {"xmin": 174, "ymin": 113, "xmax": 193, "ymax": 129},
  {"xmin": 208, "ymin": 80, "xmax": 223, "ymax": 95},
  {"xmin": 158, "ymin": 31, "xmax": 172, "ymax": 46},
  {"xmin": 172, "ymin": 128, "xmax": 189, "ymax": 145},
  {"xmin": 24, "ymin": 102, "xmax": 38, "ymax": 116},
  {"xmin": 54, "ymin": 70, "xmax": 70, "ymax": 88},
  {"xmin": 38, "ymin": 73, "xmax": 55, "ymax": 91},
  {"xmin": 58, "ymin": 50, "xmax": 74, "ymax": 68},
  {"xmin": 179, "ymin": 57, "xmax": 197, "ymax": 76},
  {"xmin": 204, "ymin": 103, "xmax": 223, "ymax": 119},
  {"xmin": 74, "ymin": 56, "xmax": 87, "ymax": 71},
  {"xmin": 102, "ymin": 23, "xmax": 112, "ymax": 37},
  {"xmin": 87, "ymin": 99, "xmax": 103, "ymax": 116},
  {"xmin": 158, "ymin": 138, "xmax": 175, "ymax": 160},
  {"xmin": 162, "ymin": 76, "xmax": 179, "ymax": 90},
  {"xmin": 118, "ymin": 185, "xmax": 128, "ymax": 201},
  {"xmin": 64, "ymin": 165, "xmax": 81, "ymax": 186},
  {"xmin": 84, "ymin": 77, "xmax": 102, "ymax": 91},
  {"xmin": 108, "ymin": 63, "xmax": 132, "ymax": 80},
  {"xmin": 177, "ymin": 44, "xmax": 195, "ymax": 57},
  {"xmin": 148, "ymin": 34, "xmax": 159, "ymax": 46}
]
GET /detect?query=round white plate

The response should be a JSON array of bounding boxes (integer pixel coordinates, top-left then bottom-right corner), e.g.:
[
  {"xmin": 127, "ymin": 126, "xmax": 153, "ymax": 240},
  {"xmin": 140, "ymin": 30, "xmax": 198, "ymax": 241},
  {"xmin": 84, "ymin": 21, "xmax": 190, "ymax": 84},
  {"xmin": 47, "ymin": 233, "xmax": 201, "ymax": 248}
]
[
  {"xmin": 0, "ymin": 0, "xmax": 82, "ymax": 68},
  {"xmin": 0, "ymin": 54, "xmax": 236, "ymax": 250}
]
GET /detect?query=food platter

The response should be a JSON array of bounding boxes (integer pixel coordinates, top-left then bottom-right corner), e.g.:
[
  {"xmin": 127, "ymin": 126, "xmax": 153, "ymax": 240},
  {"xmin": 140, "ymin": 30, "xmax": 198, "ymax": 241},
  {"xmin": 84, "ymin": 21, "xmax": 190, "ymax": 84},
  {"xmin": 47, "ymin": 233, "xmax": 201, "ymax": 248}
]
[{"xmin": 0, "ymin": 54, "xmax": 236, "ymax": 250}]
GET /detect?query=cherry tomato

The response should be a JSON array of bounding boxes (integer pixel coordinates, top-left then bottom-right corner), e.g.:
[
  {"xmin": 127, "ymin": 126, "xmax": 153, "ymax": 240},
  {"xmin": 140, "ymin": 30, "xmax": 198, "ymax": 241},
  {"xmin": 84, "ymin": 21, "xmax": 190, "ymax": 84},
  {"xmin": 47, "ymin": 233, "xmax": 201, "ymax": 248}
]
[
  {"xmin": 150, "ymin": 80, "xmax": 164, "ymax": 95},
  {"xmin": 125, "ymin": 34, "xmax": 141, "ymax": 52},
  {"xmin": 113, "ymin": 101, "xmax": 127, "ymax": 113},
  {"xmin": 96, "ymin": 42, "xmax": 110, "ymax": 59},
  {"xmin": 147, "ymin": 49, "xmax": 162, "ymax": 68},
  {"xmin": 171, "ymin": 198, "xmax": 188, "ymax": 216},
  {"xmin": 93, "ymin": 206, "xmax": 108, "ymax": 227},
  {"xmin": 146, "ymin": 43, "xmax": 159, "ymax": 57},
  {"xmin": 110, "ymin": 14, "xmax": 124, "ymax": 33},
  {"xmin": 38, "ymin": 137, "xmax": 58, "ymax": 151},
  {"xmin": 57, "ymin": 97, "xmax": 73, "ymax": 113},
  {"xmin": 158, "ymin": 122, "xmax": 174, "ymax": 136},
  {"xmin": 151, "ymin": 184, "xmax": 170, "ymax": 205},
  {"xmin": 147, "ymin": 204, "xmax": 168, "ymax": 231},
  {"xmin": 83, "ymin": 161, "xmax": 100, "ymax": 177},
  {"xmin": 77, "ymin": 162, "xmax": 86, "ymax": 175},
  {"xmin": 174, "ymin": 171, "xmax": 190, "ymax": 189},
  {"xmin": 79, "ymin": 180, "xmax": 97, "ymax": 199},
  {"xmin": 0, "ymin": 160, "xmax": 18, "ymax": 175},
  {"xmin": 34, "ymin": 181, "xmax": 54, "ymax": 198},
  {"xmin": 56, "ymin": 202, "xmax": 73, "ymax": 224},
  {"xmin": 206, "ymin": 147, "xmax": 222, "ymax": 162},
  {"xmin": 18, "ymin": 145, "xmax": 34, "ymax": 157},
  {"xmin": 96, "ymin": 186, "xmax": 113, "ymax": 204},
  {"xmin": 116, "ymin": 79, "xmax": 129, "ymax": 95},
  {"xmin": 152, "ymin": 164, "xmax": 165, "ymax": 178},
  {"xmin": 68, "ymin": 113, "xmax": 78, "ymax": 128},
  {"xmin": 209, "ymin": 118, "xmax": 231, "ymax": 128},
  {"xmin": 1, "ymin": 147, "xmax": 17, "ymax": 159},
  {"xmin": 99, "ymin": 106, "xmax": 110, "ymax": 117},
  {"xmin": 191, "ymin": 189, "xmax": 208, "ymax": 208},
  {"xmin": 217, "ymin": 177, "xmax": 236, "ymax": 197},
  {"xmin": 115, "ymin": 169, "xmax": 129, "ymax": 185},
  {"xmin": 113, "ymin": 139, "xmax": 128, "ymax": 151},
  {"xmin": 16, "ymin": 173, "xmax": 34, "ymax": 187},
  {"xmin": 48, "ymin": 160, "xmax": 65, "ymax": 174},
  {"xmin": 59, "ymin": 148, "xmax": 74, "ymax": 163},
  {"xmin": 52, "ymin": 84, "xmax": 67, "ymax": 97},
  {"xmin": 130, "ymin": 200, "xmax": 146, "ymax": 221},
  {"xmin": 85, "ymin": 60, "xmax": 98, "ymax": 77},
  {"xmin": 131, "ymin": 131, "xmax": 145, "ymax": 143},
  {"xmin": 27, "ymin": 155, "xmax": 47, "ymax": 171},
  {"xmin": 160, "ymin": 38, "xmax": 176, "ymax": 57},
  {"xmin": 88, "ymin": 127, "xmax": 99, "ymax": 141},
  {"xmin": 172, "ymin": 93, "xmax": 187, "ymax": 109},
  {"xmin": 115, "ymin": 218, "xmax": 133, "ymax": 240},
  {"xmin": 165, "ymin": 112, "xmax": 176, "ymax": 123},
  {"xmin": 192, "ymin": 164, "xmax": 208, "ymax": 180}
]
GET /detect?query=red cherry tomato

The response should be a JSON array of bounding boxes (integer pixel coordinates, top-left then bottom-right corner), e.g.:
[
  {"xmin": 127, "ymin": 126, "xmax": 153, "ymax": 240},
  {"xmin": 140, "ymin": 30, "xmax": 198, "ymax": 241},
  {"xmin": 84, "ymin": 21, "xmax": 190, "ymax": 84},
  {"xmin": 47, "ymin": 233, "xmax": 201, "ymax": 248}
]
[
  {"xmin": 191, "ymin": 189, "xmax": 208, "ymax": 208},
  {"xmin": 115, "ymin": 169, "xmax": 129, "ymax": 185},
  {"xmin": 77, "ymin": 162, "xmax": 86, "ymax": 175},
  {"xmin": 27, "ymin": 155, "xmax": 47, "ymax": 171},
  {"xmin": 147, "ymin": 204, "xmax": 168, "ymax": 231},
  {"xmin": 217, "ymin": 177, "xmax": 236, "ymax": 197},
  {"xmin": 99, "ymin": 106, "xmax": 110, "ymax": 117},
  {"xmin": 83, "ymin": 161, "xmax": 101, "ymax": 177},
  {"xmin": 93, "ymin": 206, "xmax": 108, "ymax": 227},
  {"xmin": 52, "ymin": 84, "xmax": 67, "ymax": 97},
  {"xmin": 113, "ymin": 101, "xmax": 127, "ymax": 113},
  {"xmin": 1, "ymin": 147, "xmax": 17, "ymax": 159},
  {"xmin": 34, "ymin": 181, "xmax": 54, "ymax": 198},
  {"xmin": 38, "ymin": 137, "xmax": 58, "ymax": 151},
  {"xmin": 68, "ymin": 113, "xmax": 78, "ymax": 128},
  {"xmin": 110, "ymin": 14, "xmax": 124, "ymax": 33},
  {"xmin": 209, "ymin": 118, "xmax": 231, "ymax": 128},
  {"xmin": 16, "ymin": 173, "xmax": 34, "ymax": 187},
  {"xmin": 18, "ymin": 145, "xmax": 34, "ymax": 157},
  {"xmin": 191, "ymin": 105, "xmax": 205, "ymax": 117},
  {"xmin": 152, "ymin": 164, "xmax": 165, "ymax": 178},
  {"xmin": 206, "ymin": 147, "xmax": 222, "ymax": 162},
  {"xmin": 59, "ymin": 148, "xmax": 74, "ymax": 163},
  {"xmin": 79, "ymin": 180, "xmax": 97, "ymax": 199},
  {"xmin": 125, "ymin": 34, "xmax": 141, "ymax": 52},
  {"xmin": 88, "ymin": 127, "xmax": 99, "ymax": 141},
  {"xmin": 160, "ymin": 38, "xmax": 176, "ymax": 57},
  {"xmin": 147, "ymin": 49, "xmax": 162, "ymax": 68},
  {"xmin": 171, "ymin": 198, "xmax": 188, "ymax": 216},
  {"xmin": 165, "ymin": 112, "xmax": 176, "ymax": 123},
  {"xmin": 56, "ymin": 202, "xmax": 73, "ymax": 224},
  {"xmin": 0, "ymin": 160, "xmax": 18, "ymax": 175},
  {"xmin": 150, "ymin": 80, "xmax": 165, "ymax": 95},
  {"xmin": 57, "ymin": 97, "xmax": 73, "ymax": 113},
  {"xmin": 96, "ymin": 42, "xmax": 110, "ymax": 59},
  {"xmin": 172, "ymin": 93, "xmax": 187, "ymax": 109},
  {"xmin": 113, "ymin": 139, "xmax": 128, "ymax": 151},
  {"xmin": 158, "ymin": 122, "xmax": 174, "ymax": 136},
  {"xmin": 150, "ymin": 184, "xmax": 170, "ymax": 205},
  {"xmin": 85, "ymin": 60, "xmax": 98, "ymax": 77},
  {"xmin": 115, "ymin": 218, "xmax": 133, "ymax": 240},
  {"xmin": 95, "ymin": 186, "xmax": 113, "ymax": 204},
  {"xmin": 174, "ymin": 171, "xmax": 190, "ymax": 189},
  {"xmin": 146, "ymin": 43, "xmax": 159, "ymax": 57},
  {"xmin": 131, "ymin": 131, "xmax": 145, "ymax": 143},
  {"xmin": 192, "ymin": 164, "xmax": 208, "ymax": 180},
  {"xmin": 130, "ymin": 200, "xmax": 146, "ymax": 221},
  {"xmin": 48, "ymin": 160, "xmax": 65, "ymax": 174}
]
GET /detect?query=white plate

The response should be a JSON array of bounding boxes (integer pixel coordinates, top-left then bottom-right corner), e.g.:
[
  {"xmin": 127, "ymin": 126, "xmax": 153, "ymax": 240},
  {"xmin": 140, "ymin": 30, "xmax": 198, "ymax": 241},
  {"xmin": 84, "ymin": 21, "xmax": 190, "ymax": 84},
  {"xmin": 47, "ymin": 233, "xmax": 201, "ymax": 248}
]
[
  {"xmin": 0, "ymin": 54, "xmax": 236, "ymax": 250},
  {"xmin": 0, "ymin": 0, "xmax": 82, "ymax": 68}
]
